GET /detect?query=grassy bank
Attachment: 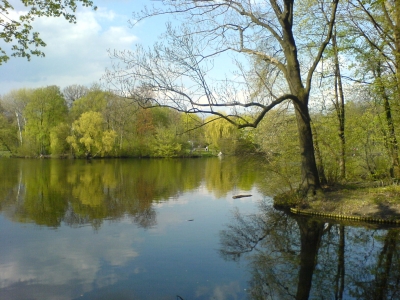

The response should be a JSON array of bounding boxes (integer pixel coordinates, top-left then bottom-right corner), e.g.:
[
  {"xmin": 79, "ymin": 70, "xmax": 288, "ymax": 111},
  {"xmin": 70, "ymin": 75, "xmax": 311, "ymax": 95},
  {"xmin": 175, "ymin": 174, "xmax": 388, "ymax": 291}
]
[{"xmin": 275, "ymin": 183, "xmax": 400, "ymax": 222}]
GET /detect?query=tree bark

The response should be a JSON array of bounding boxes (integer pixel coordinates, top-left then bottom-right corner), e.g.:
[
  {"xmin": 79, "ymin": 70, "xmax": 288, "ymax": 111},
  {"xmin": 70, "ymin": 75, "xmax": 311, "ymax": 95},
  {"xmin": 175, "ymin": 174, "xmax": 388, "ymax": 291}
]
[
  {"xmin": 294, "ymin": 99, "xmax": 322, "ymax": 196},
  {"xmin": 279, "ymin": 1, "xmax": 326, "ymax": 196},
  {"xmin": 332, "ymin": 30, "xmax": 346, "ymax": 180},
  {"xmin": 311, "ymin": 121, "xmax": 327, "ymax": 185}
]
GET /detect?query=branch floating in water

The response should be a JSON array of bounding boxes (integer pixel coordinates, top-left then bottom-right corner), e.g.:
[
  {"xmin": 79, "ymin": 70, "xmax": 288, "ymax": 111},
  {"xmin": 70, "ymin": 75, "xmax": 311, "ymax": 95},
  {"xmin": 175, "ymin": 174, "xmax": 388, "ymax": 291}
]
[{"xmin": 232, "ymin": 195, "xmax": 252, "ymax": 199}]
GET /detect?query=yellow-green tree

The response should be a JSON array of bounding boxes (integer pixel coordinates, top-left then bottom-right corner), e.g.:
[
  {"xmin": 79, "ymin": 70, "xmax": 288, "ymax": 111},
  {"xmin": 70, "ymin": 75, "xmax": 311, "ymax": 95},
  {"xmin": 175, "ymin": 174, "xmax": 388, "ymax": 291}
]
[
  {"xmin": 204, "ymin": 116, "xmax": 238, "ymax": 154},
  {"xmin": 50, "ymin": 122, "xmax": 70, "ymax": 156},
  {"xmin": 69, "ymin": 87, "xmax": 108, "ymax": 121},
  {"xmin": 24, "ymin": 86, "xmax": 68, "ymax": 155},
  {"xmin": 151, "ymin": 127, "xmax": 182, "ymax": 157},
  {"xmin": 179, "ymin": 113, "xmax": 205, "ymax": 150},
  {"xmin": 67, "ymin": 111, "xmax": 117, "ymax": 157},
  {"xmin": 254, "ymin": 108, "xmax": 300, "ymax": 190},
  {"xmin": 0, "ymin": 102, "xmax": 18, "ymax": 153}
]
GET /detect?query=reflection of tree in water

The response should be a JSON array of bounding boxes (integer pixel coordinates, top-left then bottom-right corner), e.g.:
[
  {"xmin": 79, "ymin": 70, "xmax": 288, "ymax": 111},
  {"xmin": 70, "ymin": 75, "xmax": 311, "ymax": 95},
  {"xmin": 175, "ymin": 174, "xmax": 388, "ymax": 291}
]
[
  {"xmin": 220, "ymin": 200, "xmax": 307, "ymax": 299},
  {"xmin": 205, "ymin": 157, "xmax": 261, "ymax": 198},
  {"xmin": 0, "ymin": 159, "xmax": 210, "ymax": 229},
  {"xmin": 0, "ymin": 157, "xmax": 264, "ymax": 228},
  {"xmin": 130, "ymin": 207, "xmax": 157, "ymax": 228},
  {"xmin": 220, "ymin": 200, "xmax": 400, "ymax": 300},
  {"xmin": 348, "ymin": 229, "xmax": 400, "ymax": 300}
]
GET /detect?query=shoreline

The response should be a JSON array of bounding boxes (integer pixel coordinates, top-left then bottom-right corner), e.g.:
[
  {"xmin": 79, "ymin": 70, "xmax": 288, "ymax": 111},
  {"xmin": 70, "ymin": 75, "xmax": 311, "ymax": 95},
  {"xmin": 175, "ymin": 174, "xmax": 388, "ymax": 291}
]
[{"xmin": 274, "ymin": 182, "xmax": 400, "ymax": 224}]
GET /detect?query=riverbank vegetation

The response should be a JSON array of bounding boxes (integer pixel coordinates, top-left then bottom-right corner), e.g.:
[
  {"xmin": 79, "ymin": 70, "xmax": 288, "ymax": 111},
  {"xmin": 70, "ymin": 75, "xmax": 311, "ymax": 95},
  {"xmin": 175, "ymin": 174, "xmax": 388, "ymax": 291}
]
[
  {"xmin": 2, "ymin": 84, "xmax": 400, "ymax": 220},
  {"xmin": 0, "ymin": 84, "xmax": 249, "ymax": 158},
  {"xmin": 0, "ymin": 81, "xmax": 398, "ymax": 185},
  {"xmin": 3, "ymin": 1, "xmax": 400, "ymax": 209}
]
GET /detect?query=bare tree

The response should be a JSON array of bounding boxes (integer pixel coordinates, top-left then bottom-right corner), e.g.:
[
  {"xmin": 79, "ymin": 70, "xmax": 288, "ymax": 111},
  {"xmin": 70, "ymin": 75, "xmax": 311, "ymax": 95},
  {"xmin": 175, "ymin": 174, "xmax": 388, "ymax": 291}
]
[
  {"xmin": 104, "ymin": 0, "xmax": 339, "ymax": 198},
  {"xmin": 62, "ymin": 84, "xmax": 89, "ymax": 106}
]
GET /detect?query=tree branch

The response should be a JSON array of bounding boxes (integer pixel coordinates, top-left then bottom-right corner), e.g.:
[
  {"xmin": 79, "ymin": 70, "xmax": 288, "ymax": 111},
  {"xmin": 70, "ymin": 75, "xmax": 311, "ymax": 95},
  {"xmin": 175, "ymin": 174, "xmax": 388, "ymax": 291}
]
[{"xmin": 305, "ymin": 0, "xmax": 339, "ymax": 94}]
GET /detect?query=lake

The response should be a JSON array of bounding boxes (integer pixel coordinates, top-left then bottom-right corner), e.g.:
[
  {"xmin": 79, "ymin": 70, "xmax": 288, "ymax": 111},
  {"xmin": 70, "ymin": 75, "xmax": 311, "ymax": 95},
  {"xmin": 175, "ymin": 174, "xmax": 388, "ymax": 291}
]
[{"xmin": 0, "ymin": 157, "xmax": 399, "ymax": 300}]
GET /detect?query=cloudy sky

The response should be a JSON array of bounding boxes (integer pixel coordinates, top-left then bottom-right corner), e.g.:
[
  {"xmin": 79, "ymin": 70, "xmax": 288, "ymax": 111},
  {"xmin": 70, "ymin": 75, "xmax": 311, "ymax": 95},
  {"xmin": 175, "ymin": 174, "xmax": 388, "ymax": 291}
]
[{"xmin": 0, "ymin": 0, "xmax": 172, "ymax": 96}]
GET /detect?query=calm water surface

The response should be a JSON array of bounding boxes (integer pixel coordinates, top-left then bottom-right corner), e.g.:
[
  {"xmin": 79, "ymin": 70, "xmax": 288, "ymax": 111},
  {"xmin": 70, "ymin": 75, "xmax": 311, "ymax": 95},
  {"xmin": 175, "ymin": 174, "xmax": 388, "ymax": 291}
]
[{"xmin": 0, "ymin": 157, "xmax": 400, "ymax": 300}]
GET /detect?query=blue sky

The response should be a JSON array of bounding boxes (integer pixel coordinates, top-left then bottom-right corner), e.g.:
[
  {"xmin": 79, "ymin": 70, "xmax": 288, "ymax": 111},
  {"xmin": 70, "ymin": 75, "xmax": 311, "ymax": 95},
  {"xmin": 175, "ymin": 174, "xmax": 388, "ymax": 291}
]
[{"xmin": 0, "ymin": 0, "xmax": 175, "ymax": 95}]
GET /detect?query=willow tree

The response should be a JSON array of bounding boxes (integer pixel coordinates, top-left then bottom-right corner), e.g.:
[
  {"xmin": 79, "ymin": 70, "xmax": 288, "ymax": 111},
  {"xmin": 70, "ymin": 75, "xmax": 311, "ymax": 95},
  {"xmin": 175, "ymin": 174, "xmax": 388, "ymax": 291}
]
[{"xmin": 105, "ymin": 0, "xmax": 339, "ymax": 198}]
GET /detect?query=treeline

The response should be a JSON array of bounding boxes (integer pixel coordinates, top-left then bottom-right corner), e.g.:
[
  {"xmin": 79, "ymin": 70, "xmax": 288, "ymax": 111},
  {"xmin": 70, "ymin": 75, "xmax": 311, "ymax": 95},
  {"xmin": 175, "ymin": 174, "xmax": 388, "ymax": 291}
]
[
  {"xmin": 0, "ymin": 84, "xmax": 258, "ymax": 158},
  {"xmin": 0, "ymin": 82, "xmax": 397, "ymax": 183}
]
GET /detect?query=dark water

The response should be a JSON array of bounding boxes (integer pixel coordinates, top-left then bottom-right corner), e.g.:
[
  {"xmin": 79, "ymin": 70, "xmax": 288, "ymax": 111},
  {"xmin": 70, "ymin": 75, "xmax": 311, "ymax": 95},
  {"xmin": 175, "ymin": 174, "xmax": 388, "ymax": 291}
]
[{"xmin": 0, "ymin": 158, "xmax": 399, "ymax": 300}]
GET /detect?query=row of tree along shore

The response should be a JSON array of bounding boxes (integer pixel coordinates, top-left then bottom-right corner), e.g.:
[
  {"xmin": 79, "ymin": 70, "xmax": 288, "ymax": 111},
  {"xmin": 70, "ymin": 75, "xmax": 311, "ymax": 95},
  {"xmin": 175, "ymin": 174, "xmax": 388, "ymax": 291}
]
[
  {"xmin": 0, "ymin": 84, "xmax": 254, "ymax": 159},
  {"xmin": 5, "ymin": 1, "xmax": 400, "ymax": 200},
  {"xmin": 0, "ymin": 82, "xmax": 397, "ymax": 186}
]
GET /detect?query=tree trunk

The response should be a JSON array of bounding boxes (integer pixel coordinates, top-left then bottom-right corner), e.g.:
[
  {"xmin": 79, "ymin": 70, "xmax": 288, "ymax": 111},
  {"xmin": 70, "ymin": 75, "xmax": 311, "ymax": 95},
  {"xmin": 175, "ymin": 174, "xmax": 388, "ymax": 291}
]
[
  {"xmin": 294, "ymin": 98, "xmax": 322, "ymax": 197},
  {"xmin": 15, "ymin": 111, "xmax": 23, "ymax": 146},
  {"xmin": 383, "ymin": 92, "xmax": 400, "ymax": 178},
  {"xmin": 281, "ymin": 7, "xmax": 324, "ymax": 197},
  {"xmin": 389, "ymin": 1, "xmax": 400, "ymax": 178},
  {"xmin": 283, "ymin": 55, "xmax": 322, "ymax": 196},
  {"xmin": 311, "ymin": 122, "xmax": 327, "ymax": 185},
  {"xmin": 332, "ymin": 30, "xmax": 346, "ymax": 180}
]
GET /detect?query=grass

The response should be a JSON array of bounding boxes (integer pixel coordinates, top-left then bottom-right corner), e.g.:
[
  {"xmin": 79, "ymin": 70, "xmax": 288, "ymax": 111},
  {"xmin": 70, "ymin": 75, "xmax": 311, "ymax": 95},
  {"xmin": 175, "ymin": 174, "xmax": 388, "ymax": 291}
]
[{"xmin": 183, "ymin": 149, "xmax": 216, "ymax": 157}]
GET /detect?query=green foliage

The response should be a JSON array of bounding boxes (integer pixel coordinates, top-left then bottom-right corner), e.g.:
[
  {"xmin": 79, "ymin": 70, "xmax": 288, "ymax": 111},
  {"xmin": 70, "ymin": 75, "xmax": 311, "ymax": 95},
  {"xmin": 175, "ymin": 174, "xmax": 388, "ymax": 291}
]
[
  {"xmin": 235, "ymin": 128, "xmax": 259, "ymax": 155},
  {"xmin": 204, "ymin": 116, "xmax": 238, "ymax": 154},
  {"xmin": 179, "ymin": 113, "xmax": 205, "ymax": 148},
  {"xmin": 24, "ymin": 86, "xmax": 68, "ymax": 155},
  {"xmin": 311, "ymin": 100, "xmax": 393, "ymax": 182},
  {"xmin": 151, "ymin": 127, "xmax": 182, "ymax": 157},
  {"xmin": 312, "ymin": 113, "xmax": 342, "ymax": 183},
  {"xmin": 0, "ymin": 103, "xmax": 18, "ymax": 152},
  {"xmin": 0, "ymin": 0, "xmax": 96, "ymax": 64},
  {"xmin": 255, "ymin": 109, "xmax": 299, "ymax": 157},
  {"xmin": 70, "ymin": 89, "xmax": 108, "ymax": 121},
  {"xmin": 50, "ymin": 122, "xmax": 70, "ymax": 156},
  {"xmin": 67, "ymin": 111, "xmax": 117, "ymax": 157}
]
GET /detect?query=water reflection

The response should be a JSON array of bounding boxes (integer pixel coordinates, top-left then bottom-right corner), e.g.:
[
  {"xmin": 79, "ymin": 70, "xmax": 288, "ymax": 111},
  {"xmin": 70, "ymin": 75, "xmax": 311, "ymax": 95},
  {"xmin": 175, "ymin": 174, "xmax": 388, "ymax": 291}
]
[
  {"xmin": 0, "ymin": 157, "xmax": 261, "ymax": 228},
  {"xmin": 220, "ymin": 200, "xmax": 400, "ymax": 299},
  {"xmin": 3, "ymin": 158, "xmax": 400, "ymax": 299},
  {"xmin": 0, "ymin": 157, "xmax": 265, "ymax": 299}
]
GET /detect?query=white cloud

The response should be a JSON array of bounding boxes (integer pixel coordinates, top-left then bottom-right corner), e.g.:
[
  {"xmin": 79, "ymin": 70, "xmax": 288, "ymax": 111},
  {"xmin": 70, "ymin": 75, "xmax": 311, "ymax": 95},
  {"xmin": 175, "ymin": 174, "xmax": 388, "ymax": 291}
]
[
  {"xmin": 0, "ymin": 7, "xmax": 137, "ymax": 95},
  {"xmin": 0, "ymin": 221, "xmax": 140, "ymax": 292}
]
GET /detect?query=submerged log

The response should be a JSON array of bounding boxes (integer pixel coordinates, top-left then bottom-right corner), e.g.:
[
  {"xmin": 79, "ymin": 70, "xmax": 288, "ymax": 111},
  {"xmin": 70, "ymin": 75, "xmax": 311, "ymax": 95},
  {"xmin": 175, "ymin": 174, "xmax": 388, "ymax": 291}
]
[{"xmin": 232, "ymin": 194, "xmax": 252, "ymax": 199}]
